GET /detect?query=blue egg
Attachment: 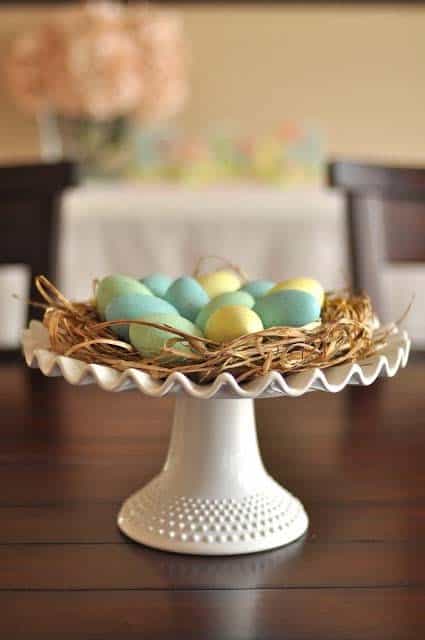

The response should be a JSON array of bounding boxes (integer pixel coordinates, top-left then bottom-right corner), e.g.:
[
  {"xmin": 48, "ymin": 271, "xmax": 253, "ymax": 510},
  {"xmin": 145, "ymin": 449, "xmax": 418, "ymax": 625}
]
[
  {"xmin": 254, "ymin": 289, "xmax": 320, "ymax": 328},
  {"xmin": 105, "ymin": 293, "xmax": 177, "ymax": 340},
  {"xmin": 141, "ymin": 273, "xmax": 173, "ymax": 298},
  {"xmin": 164, "ymin": 277, "xmax": 209, "ymax": 322},
  {"xmin": 240, "ymin": 280, "xmax": 275, "ymax": 299}
]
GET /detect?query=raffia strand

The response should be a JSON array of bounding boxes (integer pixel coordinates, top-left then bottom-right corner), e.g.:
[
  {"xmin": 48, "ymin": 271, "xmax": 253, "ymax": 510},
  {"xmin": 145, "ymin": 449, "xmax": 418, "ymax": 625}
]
[{"xmin": 34, "ymin": 275, "xmax": 392, "ymax": 384}]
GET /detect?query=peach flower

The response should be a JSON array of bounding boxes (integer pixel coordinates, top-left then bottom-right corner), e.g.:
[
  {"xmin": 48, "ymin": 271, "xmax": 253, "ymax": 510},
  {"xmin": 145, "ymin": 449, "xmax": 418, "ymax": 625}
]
[
  {"xmin": 127, "ymin": 8, "xmax": 188, "ymax": 123},
  {"xmin": 46, "ymin": 10, "xmax": 143, "ymax": 120},
  {"xmin": 4, "ymin": 2, "xmax": 187, "ymax": 123},
  {"xmin": 4, "ymin": 30, "xmax": 48, "ymax": 113}
]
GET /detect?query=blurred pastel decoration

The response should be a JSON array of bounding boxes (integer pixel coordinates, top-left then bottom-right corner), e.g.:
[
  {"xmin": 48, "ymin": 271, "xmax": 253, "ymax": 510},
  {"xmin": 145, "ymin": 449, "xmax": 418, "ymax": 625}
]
[
  {"xmin": 3, "ymin": 1, "xmax": 188, "ymax": 177},
  {"xmin": 129, "ymin": 122, "xmax": 324, "ymax": 186}
]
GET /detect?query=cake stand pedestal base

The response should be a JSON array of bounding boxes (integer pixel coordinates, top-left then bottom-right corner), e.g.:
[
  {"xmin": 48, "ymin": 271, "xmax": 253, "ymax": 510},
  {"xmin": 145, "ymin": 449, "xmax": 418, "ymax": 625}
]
[{"xmin": 118, "ymin": 396, "xmax": 308, "ymax": 555}]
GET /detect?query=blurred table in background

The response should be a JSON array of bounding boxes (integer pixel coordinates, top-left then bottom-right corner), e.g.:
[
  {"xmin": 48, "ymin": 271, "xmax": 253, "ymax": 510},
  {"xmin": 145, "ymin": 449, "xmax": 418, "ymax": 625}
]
[
  {"xmin": 60, "ymin": 183, "xmax": 425, "ymax": 346},
  {"xmin": 59, "ymin": 184, "xmax": 346, "ymax": 297},
  {"xmin": 2, "ymin": 183, "xmax": 424, "ymax": 348}
]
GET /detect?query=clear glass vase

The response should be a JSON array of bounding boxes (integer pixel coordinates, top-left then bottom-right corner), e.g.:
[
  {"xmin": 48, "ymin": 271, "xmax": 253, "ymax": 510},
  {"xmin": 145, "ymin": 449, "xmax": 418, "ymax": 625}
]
[{"xmin": 38, "ymin": 110, "xmax": 134, "ymax": 180}]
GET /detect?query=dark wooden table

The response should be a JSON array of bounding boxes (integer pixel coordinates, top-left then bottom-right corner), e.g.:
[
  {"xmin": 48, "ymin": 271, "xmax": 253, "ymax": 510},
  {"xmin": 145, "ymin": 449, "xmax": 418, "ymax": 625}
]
[{"xmin": 1, "ymin": 358, "xmax": 424, "ymax": 639}]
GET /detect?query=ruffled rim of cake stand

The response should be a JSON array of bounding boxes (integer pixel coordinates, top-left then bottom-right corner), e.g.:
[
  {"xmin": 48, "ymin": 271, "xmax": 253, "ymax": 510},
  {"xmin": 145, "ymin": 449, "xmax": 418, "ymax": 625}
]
[{"xmin": 22, "ymin": 320, "xmax": 410, "ymax": 399}]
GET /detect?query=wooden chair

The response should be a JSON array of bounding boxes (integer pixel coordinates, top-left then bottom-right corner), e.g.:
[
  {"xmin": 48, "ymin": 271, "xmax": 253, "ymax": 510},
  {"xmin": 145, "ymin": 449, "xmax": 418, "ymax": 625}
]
[
  {"xmin": 328, "ymin": 161, "xmax": 425, "ymax": 321},
  {"xmin": 0, "ymin": 161, "xmax": 75, "ymax": 361}
]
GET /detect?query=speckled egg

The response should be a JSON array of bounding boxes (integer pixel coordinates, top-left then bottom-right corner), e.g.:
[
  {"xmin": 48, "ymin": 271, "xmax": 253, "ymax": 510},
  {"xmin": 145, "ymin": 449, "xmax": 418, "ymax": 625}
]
[
  {"xmin": 195, "ymin": 290, "xmax": 255, "ymax": 332},
  {"xmin": 129, "ymin": 313, "xmax": 203, "ymax": 358},
  {"xmin": 254, "ymin": 289, "xmax": 321, "ymax": 328},
  {"xmin": 240, "ymin": 279, "xmax": 275, "ymax": 299},
  {"xmin": 267, "ymin": 277, "xmax": 324, "ymax": 307},
  {"xmin": 141, "ymin": 273, "xmax": 173, "ymax": 298},
  {"xmin": 96, "ymin": 275, "xmax": 152, "ymax": 318},
  {"xmin": 105, "ymin": 293, "xmax": 178, "ymax": 340},
  {"xmin": 196, "ymin": 269, "xmax": 242, "ymax": 299},
  {"xmin": 164, "ymin": 277, "xmax": 209, "ymax": 322},
  {"xmin": 205, "ymin": 305, "xmax": 264, "ymax": 343}
]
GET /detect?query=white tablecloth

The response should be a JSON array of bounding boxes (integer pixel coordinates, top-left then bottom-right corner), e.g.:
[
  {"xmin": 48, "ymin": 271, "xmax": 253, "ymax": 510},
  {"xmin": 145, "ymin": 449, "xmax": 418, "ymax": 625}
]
[
  {"xmin": 59, "ymin": 184, "xmax": 348, "ymax": 299},
  {"xmin": 2, "ymin": 183, "xmax": 424, "ymax": 348},
  {"xmin": 59, "ymin": 183, "xmax": 424, "ymax": 346}
]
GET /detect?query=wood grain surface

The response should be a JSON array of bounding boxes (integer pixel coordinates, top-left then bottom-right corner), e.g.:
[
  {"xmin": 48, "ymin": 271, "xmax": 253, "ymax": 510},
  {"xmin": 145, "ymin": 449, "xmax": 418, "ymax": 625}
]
[{"xmin": 0, "ymin": 359, "xmax": 424, "ymax": 638}]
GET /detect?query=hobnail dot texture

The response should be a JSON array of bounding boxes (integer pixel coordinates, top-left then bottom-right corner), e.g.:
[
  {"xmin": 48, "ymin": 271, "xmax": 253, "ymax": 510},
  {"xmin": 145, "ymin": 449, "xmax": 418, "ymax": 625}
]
[{"xmin": 119, "ymin": 480, "xmax": 304, "ymax": 547}]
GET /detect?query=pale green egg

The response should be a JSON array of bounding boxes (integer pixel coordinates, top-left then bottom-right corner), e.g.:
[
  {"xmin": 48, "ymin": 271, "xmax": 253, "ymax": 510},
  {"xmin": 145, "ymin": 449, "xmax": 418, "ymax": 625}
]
[
  {"xmin": 164, "ymin": 277, "xmax": 209, "ymax": 322},
  {"xmin": 129, "ymin": 313, "xmax": 203, "ymax": 358},
  {"xmin": 141, "ymin": 273, "xmax": 173, "ymax": 298},
  {"xmin": 205, "ymin": 305, "xmax": 264, "ymax": 343},
  {"xmin": 96, "ymin": 275, "xmax": 152, "ymax": 318},
  {"xmin": 254, "ymin": 289, "xmax": 321, "ymax": 328},
  {"xmin": 105, "ymin": 293, "xmax": 178, "ymax": 341},
  {"xmin": 240, "ymin": 280, "xmax": 275, "ymax": 299},
  {"xmin": 195, "ymin": 290, "xmax": 255, "ymax": 332}
]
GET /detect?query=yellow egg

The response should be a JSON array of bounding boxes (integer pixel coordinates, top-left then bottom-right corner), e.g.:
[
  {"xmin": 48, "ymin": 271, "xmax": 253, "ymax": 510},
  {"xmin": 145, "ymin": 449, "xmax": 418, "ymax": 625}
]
[
  {"xmin": 205, "ymin": 305, "xmax": 264, "ymax": 343},
  {"xmin": 196, "ymin": 269, "xmax": 242, "ymax": 299},
  {"xmin": 267, "ymin": 277, "xmax": 325, "ymax": 307}
]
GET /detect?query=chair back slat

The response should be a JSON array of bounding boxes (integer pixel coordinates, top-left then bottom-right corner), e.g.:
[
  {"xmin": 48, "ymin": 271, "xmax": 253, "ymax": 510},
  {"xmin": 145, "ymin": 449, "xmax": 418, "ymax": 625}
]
[
  {"xmin": 328, "ymin": 160, "xmax": 425, "ymax": 321},
  {"xmin": 0, "ymin": 161, "xmax": 75, "ymax": 360},
  {"xmin": 329, "ymin": 161, "xmax": 425, "ymax": 201}
]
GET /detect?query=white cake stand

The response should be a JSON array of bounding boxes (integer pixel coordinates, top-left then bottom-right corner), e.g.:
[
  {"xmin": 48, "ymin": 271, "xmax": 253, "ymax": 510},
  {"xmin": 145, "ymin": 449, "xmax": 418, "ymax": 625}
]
[{"xmin": 23, "ymin": 320, "xmax": 410, "ymax": 556}]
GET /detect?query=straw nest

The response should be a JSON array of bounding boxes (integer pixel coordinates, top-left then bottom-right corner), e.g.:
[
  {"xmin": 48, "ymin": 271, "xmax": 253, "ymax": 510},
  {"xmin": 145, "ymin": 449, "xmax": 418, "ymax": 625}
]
[{"xmin": 35, "ymin": 274, "xmax": 391, "ymax": 384}]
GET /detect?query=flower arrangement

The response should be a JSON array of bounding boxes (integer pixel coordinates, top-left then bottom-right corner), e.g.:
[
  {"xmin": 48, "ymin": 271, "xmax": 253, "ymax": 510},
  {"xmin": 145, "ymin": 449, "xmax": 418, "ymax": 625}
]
[
  {"xmin": 4, "ymin": 3, "xmax": 323, "ymax": 185},
  {"xmin": 4, "ymin": 1, "xmax": 188, "ymax": 176}
]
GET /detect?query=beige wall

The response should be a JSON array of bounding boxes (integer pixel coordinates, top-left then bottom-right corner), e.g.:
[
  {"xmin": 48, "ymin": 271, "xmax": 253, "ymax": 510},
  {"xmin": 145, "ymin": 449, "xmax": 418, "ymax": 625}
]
[{"xmin": 1, "ymin": 3, "xmax": 425, "ymax": 164}]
